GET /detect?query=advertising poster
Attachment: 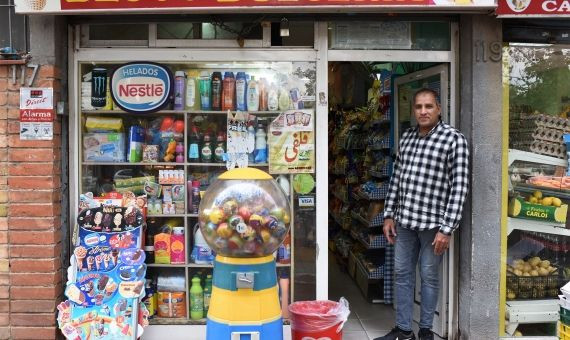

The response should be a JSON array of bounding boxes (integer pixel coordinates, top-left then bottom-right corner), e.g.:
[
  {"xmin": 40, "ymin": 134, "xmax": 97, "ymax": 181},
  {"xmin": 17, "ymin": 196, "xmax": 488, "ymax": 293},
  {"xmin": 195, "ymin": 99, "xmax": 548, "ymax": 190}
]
[
  {"xmin": 268, "ymin": 109, "xmax": 314, "ymax": 174},
  {"xmin": 19, "ymin": 87, "xmax": 54, "ymax": 141}
]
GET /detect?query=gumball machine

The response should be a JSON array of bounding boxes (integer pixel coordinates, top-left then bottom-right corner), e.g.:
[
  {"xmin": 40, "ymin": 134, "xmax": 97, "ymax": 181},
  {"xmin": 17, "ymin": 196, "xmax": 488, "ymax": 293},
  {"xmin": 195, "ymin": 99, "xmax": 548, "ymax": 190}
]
[{"xmin": 199, "ymin": 168, "xmax": 291, "ymax": 340}]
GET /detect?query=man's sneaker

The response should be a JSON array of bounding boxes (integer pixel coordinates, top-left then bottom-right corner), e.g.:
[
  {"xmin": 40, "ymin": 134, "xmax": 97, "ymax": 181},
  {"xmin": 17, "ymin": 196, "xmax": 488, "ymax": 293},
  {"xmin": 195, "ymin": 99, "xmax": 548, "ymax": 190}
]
[
  {"xmin": 373, "ymin": 326, "xmax": 416, "ymax": 340},
  {"xmin": 418, "ymin": 328, "xmax": 434, "ymax": 340}
]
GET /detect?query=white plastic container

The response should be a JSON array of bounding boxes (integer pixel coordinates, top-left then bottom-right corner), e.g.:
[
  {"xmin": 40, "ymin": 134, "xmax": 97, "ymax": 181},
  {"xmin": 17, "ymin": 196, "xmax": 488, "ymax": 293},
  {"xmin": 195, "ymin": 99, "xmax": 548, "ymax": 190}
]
[
  {"xmin": 191, "ymin": 225, "xmax": 214, "ymax": 264},
  {"xmin": 247, "ymin": 76, "xmax": 259, "ymax": 112}
]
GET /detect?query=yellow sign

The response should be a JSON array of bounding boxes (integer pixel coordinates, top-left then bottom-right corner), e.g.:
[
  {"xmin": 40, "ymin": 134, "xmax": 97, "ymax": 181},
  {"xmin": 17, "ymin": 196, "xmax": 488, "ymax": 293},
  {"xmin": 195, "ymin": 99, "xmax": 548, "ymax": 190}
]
[{"xmin": 268, "ymin": 110, "xmax": 314, "ymax": 174}]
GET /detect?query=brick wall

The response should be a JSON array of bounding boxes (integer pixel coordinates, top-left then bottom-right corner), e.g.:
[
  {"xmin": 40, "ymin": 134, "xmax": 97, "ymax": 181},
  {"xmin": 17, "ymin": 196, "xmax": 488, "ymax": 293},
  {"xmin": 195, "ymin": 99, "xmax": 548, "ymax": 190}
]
[{"xmin": 0, "ymin": 64, "xmax": 64, "ymax": 339}]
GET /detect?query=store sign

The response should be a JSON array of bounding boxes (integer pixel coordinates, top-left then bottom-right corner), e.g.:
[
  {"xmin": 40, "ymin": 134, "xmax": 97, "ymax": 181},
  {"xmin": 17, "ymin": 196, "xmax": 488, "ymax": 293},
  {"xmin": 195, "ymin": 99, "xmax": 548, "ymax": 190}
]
[
  {"xmin": 15, "ymin": 0, "xmax": 495, "ymax": 13},
  {"xmin": 497, "ymin": 0, "xmax": 570, "ymax": 15},
  {"xmin": 110, "ymin": 62, "xmax": 172, "ymax": 114},
  {"xmin": 268, "ymin": 110, "xmax": 315, "ymax": 174},
  {"xmin": 19, "ymin": 88, "xmax": 54, "ymax": 140}
]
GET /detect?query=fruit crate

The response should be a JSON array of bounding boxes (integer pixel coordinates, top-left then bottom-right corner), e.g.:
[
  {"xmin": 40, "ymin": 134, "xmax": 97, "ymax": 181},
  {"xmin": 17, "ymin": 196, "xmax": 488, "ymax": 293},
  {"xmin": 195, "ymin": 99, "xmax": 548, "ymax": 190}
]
[
  {"xmin": 506, "ymin": 273, "xmax": 563, "ymax": 299},
  {"xmin": 559, "ymin": 322, "xmax": 570, "ymax": 340}
]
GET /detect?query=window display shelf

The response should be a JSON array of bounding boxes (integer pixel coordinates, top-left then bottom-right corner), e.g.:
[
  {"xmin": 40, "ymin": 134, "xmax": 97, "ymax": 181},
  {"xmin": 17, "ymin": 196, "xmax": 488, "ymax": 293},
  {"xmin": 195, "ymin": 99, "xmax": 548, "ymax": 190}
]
[
  {"xmin": 508, "ymin": 149, "xmax": 567, "ymax": 168},
  {"xmin": 147, "ymin": 214, "xmax": 186, "ymax": 218},
  {"xmin": 187, "ymin": 163, "xmax": 268, "ymax": 167},
  {"xmin": 507, "ymin": 217, "xmax": 570, "ymax": 237},
  {"xmin": 506, "ymin": 299, "xmax": 560, "ymax": 324},
  {"xmin": 82, "ymin": 110, "xmax": 186, "ymax": 116},
  {"xmin": 149, "ymin": 318, "xmax": 206, "ymax": 325},
  {"xmin": 83, "ymin": 162, "xmax": 183, "ymax": 166},
  {"xmin": 147, "ymin": 263, "xmax": 187, "ymax": 268},
  {"xmin": 514, "ymin": 184, "xmax": 570, "ymax": 201},
  {"xmin": 351, "ymin": 211, "xmax": 383, "ymax": 228}
]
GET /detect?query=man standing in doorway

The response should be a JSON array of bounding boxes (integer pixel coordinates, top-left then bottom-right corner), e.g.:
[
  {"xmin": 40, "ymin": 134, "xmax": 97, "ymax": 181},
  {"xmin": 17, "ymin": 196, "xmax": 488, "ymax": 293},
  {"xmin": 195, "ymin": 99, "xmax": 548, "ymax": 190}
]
[{"xmin": 375, "ymin": 88, "xmax": 469, "ymax": 340}]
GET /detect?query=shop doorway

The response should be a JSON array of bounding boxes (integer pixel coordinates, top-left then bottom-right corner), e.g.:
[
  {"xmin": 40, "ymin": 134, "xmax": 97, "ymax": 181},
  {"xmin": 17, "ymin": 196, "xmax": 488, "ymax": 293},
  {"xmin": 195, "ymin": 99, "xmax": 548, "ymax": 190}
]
[{"xmin": 327, "ymin": 61, "xmax": 454, "ymax": 340}]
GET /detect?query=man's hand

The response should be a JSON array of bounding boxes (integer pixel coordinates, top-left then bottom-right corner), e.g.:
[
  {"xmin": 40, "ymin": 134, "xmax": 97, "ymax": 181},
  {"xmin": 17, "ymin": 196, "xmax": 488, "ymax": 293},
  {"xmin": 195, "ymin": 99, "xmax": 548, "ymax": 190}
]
[
  {"xmin": 383, "ymin": 218, "xmax": 397, "ymax": 244},
  {"xmin": 432, "ymin": 232, "xmax": 451, "ymax": 255}
]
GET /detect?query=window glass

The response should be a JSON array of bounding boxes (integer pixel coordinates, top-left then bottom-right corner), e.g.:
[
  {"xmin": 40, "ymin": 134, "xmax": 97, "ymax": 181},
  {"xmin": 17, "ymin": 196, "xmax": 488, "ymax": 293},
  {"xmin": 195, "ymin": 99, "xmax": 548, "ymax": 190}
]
[{"xmin": 88, "ymin": 24, "xmax": 149, "ymax": 41}]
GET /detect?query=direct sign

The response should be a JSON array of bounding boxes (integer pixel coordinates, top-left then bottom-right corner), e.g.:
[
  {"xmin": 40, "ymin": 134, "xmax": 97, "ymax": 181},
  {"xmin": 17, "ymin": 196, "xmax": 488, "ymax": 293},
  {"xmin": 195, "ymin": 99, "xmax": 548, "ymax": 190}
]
[
  {"xmin": 20, "ymin": 88, "xmax": 54, "ymax": 122},
  {"xmin": 110, "ymin": 62, "xmax": 172, "ymax": 114},
  {"xmin": 497, "ymin": 0, "xmax": 570, "ymax": 15}
]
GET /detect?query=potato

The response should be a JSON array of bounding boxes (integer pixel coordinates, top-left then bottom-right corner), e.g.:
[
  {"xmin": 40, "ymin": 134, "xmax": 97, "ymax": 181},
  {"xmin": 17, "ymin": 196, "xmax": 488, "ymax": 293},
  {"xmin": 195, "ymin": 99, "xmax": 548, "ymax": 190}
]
[
  {"xmin": 548, "ymin": 266, "xmax": 557, "ymax": 273},
  {"xmin": 538, "ymin": 267, "xmax": 549, "ymax": 276},
  {"xmin": 523, "ymin": 263, "xmax": 532, "ymax": 272},
  {"xmin": 540, "ymin": 260, "xmax": 550, "ymax": 268},
  {"xmin": 507, "ymin": 266, "xmax": 514, "ymax": 273},
  {"xmin": 515, "ymin": 263, "xmax": 524, "ymax": 271},
  {"xmin": 507, "ymin": 292, "xmax": 516, "ymax": 299},
  {"xmin": 522, "ymin": 272, "xmax": 531, "ymax": 277},
  {"xmin": 529, "ymin": 257, "xmax": 541, "ymax": 266},
  {"xmin": 513, "ymin": 259, "xmax": 524, "ymax": 266},
  {"xmin": 530, "ymin": 270, "xmax": 539, "ymax": 276},
  {"xmin": 514, "ymin": 269, "xmax": 523, "ymax": 276}
]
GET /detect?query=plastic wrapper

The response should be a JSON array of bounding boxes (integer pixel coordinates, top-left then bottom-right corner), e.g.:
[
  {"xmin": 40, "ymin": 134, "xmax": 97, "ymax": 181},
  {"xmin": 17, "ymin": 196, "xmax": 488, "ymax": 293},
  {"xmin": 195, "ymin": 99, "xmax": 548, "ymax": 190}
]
[
  {"xmin": 85, "ymin": 117, "xmax": 123, "ymax": 132},
  {"xmin": 83, "ymin": 133, "xmax": 126, "ymax": 162},
  {"xmin": 289, "ymin": 297, "xmax": 350, "ymax": 333}
]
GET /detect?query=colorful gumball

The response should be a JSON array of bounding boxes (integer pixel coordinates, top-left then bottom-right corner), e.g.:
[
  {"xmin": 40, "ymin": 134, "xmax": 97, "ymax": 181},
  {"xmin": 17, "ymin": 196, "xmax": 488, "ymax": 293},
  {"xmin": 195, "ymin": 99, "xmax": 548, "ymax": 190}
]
[
  {"xmin": 270, "ymin": 208, "xmax": 284, "ymax": 220},
  {"xmin": 282, "ymin": 212, "xmax": 291, "ymax": 224},
  {"xmin": 235, "ymin": 222, "xmax": 248, "ymax": 235},
  {"xmin": 249, "ymin": 214, "xmax": 264, "ymax": 229},
  {"xmin": 260, "ymin": 228, "xmax": 271, "ymax": 243},
  {"xmin": 243, "ymin": 241, "xmax": 256, "ymax": 254},
  {"xmin": 214, "ymin": 237, "xmax": 228, "ymax": 250},
  {"xmin": 228, "ymin": 215, "xmax": 244, "ymax": 230},
  {"xmin": 223, "ymin": 200, "xmax": 238, "ymax": 216},
  {"xmin": 259, "ymin": 208, "xmax": 270, "ymax": 216},
  {"xmin": 238, "ymin": 206, "xmax": 252, "ymax": 223},
  {"xmin": 173, "ymin": 120, "xmax": 185, "ymax": 134},
  {"xmin": 264, "ymin": 216, "xmax": 279, "ymax": 230},
  {"xmin": 217, "ymin": 223, "xmax": 233, "ymax": 239},
  {"xmin": 242, "ymin": 226, "xmax": 256, "ymax": 242},
  {"xmin": 209, "ymin": 208, "xmax": 225, "ymax": 224},
  {"xmin": 228, "ymin": 234, "xmax": 244, "ymax": 250},
  {"xmin": 200, "ymin": 208, "xmax": 212, "ymax": 223},
  {"xmin": 272, "ymin": 221, "xmax": 287, "ymax": 239}
]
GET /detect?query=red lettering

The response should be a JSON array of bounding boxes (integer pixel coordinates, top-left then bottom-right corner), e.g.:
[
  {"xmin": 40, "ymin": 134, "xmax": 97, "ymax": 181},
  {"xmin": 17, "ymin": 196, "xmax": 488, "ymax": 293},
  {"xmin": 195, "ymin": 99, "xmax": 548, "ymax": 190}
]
[{"xmin": 118, "ymin": 83, "xmax": 165, "ymax": 98}]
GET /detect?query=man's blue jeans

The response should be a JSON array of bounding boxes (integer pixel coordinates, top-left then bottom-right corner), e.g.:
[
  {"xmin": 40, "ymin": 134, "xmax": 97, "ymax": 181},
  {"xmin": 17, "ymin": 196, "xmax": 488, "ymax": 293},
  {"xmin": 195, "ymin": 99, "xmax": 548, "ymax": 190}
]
[{"xmin": 394, "ymin": 225, "xmax": 443, "ymax": 332}]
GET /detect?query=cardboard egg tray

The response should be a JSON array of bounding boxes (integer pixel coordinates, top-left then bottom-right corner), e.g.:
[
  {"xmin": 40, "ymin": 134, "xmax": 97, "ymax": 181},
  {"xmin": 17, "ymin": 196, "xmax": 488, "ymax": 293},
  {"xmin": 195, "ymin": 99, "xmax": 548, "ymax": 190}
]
[
  {"xmin": 510, "ymin": 114, "xmax": 570, "ymax": 133},
  {"xmin": 510, "ymin": 140, "xmax": 567, "ymax": 159},
  {"xmin": 510, "ymin": 127, "xmax": 565, "ymax": 144}
]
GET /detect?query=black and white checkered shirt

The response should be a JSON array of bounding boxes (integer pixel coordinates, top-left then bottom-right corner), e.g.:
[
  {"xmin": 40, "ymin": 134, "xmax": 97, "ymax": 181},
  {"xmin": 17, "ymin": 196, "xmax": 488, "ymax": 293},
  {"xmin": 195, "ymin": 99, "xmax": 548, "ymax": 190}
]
[{"xmin": 384, "ymin": 120, "xmax": 469, "ymax": 235}]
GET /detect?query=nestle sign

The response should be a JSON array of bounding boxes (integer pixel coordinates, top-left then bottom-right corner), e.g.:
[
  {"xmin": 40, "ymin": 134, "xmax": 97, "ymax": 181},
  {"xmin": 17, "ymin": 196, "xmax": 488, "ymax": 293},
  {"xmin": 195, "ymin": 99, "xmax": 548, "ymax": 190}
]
[{"xmin": 111, "ymin": 62, "xmax": 172, "ymax": 113}]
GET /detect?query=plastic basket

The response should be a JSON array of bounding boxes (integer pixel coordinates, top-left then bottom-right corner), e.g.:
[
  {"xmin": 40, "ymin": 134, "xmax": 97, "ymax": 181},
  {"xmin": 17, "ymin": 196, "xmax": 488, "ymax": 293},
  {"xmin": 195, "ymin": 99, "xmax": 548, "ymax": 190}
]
[{"xmin": 506, "ymin": 274, "xmax": 562, "ymax": 299}]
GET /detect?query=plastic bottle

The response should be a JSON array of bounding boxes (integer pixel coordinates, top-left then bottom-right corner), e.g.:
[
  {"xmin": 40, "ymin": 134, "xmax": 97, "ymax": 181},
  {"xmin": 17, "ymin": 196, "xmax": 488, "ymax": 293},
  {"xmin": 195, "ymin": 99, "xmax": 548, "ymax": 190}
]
[
  {"xmin": 259, "ymin": 77, "xmax": 268, "ymax": 111},
  {"xmin": 203, "ymin": 275, "xmax": 213, "ymax": 315},
  {"xmin": 247, "ymin": 122, "xmax": 256, "ymax": 162},
  {"xmin": 173, "ymin": 71, "xmax": 186, "ymax": 110},
  {"xmin": 247, "ymin": 76, "xmax": 259, "ymax": 112},
  {"xmin": 235, "ymin": 72, "xmax": 247, "ymax": 111},
  {"xmin": 279, "ymin": 85, "xmax": 291, "ymax": 111},
  {"xmin": 268, "ymin": 83, "xmax": 279, "ymax": 111},
  {"xmin": 199, "ymin": 71, "xmax": 211, "ymax": 110},
  {"xmin": 170, "ymin": 227, "xmax": 185, "ymax": 264},
  {"xmin": 214, "ymin": 131, "xmax": 226, "ymax": 163},
  {"xmin": 186, "ymin": 72, "xmax": 199, "ymax": 110},
  {"xmin": 254, "ymin": 123, "xmax": 267, "ymax": 163},
  {"xmin": 222, "ymin": 72, "xmax": 236, "ymax": 111},
  {"xmin": 190, "ymin": 276, "xmax": 204, "ymax": 320},
  {"xmin": 201, "ymin": 132, "xmax": 213, "ymax": 163},
  {"xmin": 192, "ymin": 226, "xmax": 214, "ymax": 264},
  {"xmin": 211, "ymin": 72, "xmax": 222, "ymax": 111},
  {"xmin": 188, "ymin": 126, "xmax": 200, "ymax": 163},
  {"xmin": 191, "ymin": 181, "xmax": 201, "ymax": 214}
]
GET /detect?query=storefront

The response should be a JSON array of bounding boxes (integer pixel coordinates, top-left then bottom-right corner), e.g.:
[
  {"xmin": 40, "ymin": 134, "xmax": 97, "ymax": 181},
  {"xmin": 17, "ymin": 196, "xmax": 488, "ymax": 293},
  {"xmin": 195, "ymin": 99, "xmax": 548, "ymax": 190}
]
[
  {"xmin": 497, "ymin": 1, "xmax": 570, "ymax": 337},
  {"xmin": 8, "ymin": 1, "xmax": 506, "ymax": 339}
]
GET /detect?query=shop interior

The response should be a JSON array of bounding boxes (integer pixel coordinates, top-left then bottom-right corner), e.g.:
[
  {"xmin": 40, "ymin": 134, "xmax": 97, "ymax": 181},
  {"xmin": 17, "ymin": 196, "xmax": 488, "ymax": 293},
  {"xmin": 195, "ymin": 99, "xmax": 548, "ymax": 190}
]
[{"xmin": 327, "ymin": 61, "xmax": 448, "ymax": 339}]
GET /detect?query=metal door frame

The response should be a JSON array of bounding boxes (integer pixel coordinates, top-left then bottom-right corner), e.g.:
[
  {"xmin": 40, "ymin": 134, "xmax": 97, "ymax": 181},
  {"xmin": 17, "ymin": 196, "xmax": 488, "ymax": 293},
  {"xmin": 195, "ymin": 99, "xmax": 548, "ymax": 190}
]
[{"xmin": 323, "ymin": 21, "xmax": 459, "ymax": 339}]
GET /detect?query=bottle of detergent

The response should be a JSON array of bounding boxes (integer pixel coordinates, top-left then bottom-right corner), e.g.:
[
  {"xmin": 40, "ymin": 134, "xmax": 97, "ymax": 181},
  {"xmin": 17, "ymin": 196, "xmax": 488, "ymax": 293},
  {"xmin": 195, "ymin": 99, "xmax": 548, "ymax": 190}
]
[
  {"xmin": 191, "ymin": 226, "xmax": 214, "ymax": 265},
  {"xmin": 203, "ymin": 275, "xmax": 213, "ymax": 315},
  {"xmin": 222, "ymin": 71, "xmax": 235, "ymax": 111},
  {"xmin": 211, "ymin": 72, "xmax": 222, "ymax": 111},
  {"xmin": 199, "ymin": 71, "xmax": 211, "ymax": 110},
  {"xmin": 247, "ymin": 76, "xmax": 259, "ymax": 112},
  {"xmin": 190, "ymin": 276, "xmax": 204, "ymax": 320},
  {"xmin": 254, "ymin": 123, "xmax": 267, "ymax": 163},
  {"xmin": 235, "ymin": 72, "xmax": 247, "ymax": 111},
  {"xmin": 186, "ymin": 71, "xmax": 199, "ymax": 110}
]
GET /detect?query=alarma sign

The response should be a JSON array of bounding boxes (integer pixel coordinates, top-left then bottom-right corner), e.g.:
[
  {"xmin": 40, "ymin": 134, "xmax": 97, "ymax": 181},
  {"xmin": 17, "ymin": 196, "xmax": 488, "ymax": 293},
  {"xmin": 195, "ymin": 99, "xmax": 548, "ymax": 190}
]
[
  {"xmin": 19, "ymin": 88, "xmax": 54, "ymax": 141},
  {"xmin": 110, "ymin": 62, "xmax": 172, "ymax": 114}
]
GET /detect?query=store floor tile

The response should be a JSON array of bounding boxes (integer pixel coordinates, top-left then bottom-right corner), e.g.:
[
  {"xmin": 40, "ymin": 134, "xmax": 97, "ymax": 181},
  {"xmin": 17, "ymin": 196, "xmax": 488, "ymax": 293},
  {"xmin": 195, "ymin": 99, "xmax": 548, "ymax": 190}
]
[{"xmin": 342, "ymin": 330, "xmax": 371, "ymax": 340}]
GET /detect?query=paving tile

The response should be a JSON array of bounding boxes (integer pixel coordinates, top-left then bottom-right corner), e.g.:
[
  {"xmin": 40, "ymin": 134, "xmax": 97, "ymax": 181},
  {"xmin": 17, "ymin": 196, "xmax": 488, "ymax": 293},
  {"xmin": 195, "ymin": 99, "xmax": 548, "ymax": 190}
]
[
  {"xmin": 360, "ymin": 317, "xmax": 395, "ymax": 332},
  {"xmin": 342, "ymin": 330, "xmax": 371, "ymax": 340},
  {"xmin": 343, "ymin": 318, "xmax": 365, "ymax": 332}
]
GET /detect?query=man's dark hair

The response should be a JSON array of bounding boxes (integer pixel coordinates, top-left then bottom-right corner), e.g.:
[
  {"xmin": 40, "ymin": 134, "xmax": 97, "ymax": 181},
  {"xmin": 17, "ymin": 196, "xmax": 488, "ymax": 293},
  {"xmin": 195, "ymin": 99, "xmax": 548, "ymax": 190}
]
[{"xmin": 413, "ymin": 88, "xmax": 440, "ymax": 107}]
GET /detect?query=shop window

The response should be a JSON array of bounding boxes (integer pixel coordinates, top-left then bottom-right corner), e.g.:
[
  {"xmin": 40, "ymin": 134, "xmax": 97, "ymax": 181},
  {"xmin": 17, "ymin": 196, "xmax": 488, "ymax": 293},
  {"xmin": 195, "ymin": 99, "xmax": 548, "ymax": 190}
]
[
  {"xmin": 156, "ymin": 22, "xmax": 262, "ymax": 40},
  {"xmin": 328, "ymin": 21, "xmax": 451, "ymax": 51},
  {"xmin": 270, "ymin": 21, "xmax": 314, "ymax": 47},
  {"xmin": 502, "ymin": 42, "xmax": 570, "ymax": 338},
  {"xmin": 0, "ymin": 0, "xmax": 28, "ymax": 53},
  {"xmin": 81, "ymin": 24, "xmax": 149, "ymax": 47}
]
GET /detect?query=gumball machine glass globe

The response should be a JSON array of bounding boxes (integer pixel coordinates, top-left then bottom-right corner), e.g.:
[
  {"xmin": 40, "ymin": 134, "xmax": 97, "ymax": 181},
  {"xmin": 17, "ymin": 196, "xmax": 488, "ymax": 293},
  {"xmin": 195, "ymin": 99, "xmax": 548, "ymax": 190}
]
[{"xmin": 198, "ymin": 169, "xmax": 291, "ymax": 258}]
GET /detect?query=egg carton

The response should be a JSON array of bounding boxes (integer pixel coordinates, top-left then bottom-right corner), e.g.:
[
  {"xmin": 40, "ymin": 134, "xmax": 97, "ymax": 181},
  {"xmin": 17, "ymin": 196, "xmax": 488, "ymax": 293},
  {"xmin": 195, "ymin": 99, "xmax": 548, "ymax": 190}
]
[
  {"xmin": 513, "ymin": 114, "xmax": 570, "ymax": 132},
  {"xmin": 510, "ymin": 140, "xmax": 567, "ymax": 159},
  {"xmin": 510, "ymin": 126, "xmax": 565, "ymax": 144}
]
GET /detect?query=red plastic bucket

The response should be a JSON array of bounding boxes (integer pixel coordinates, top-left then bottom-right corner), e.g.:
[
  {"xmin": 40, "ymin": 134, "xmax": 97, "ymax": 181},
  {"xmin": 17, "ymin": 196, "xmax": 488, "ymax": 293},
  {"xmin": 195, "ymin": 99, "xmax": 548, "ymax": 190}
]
[{"xmin": 289, "ymin": 301, "xmax": 345, "ymax": 340}]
